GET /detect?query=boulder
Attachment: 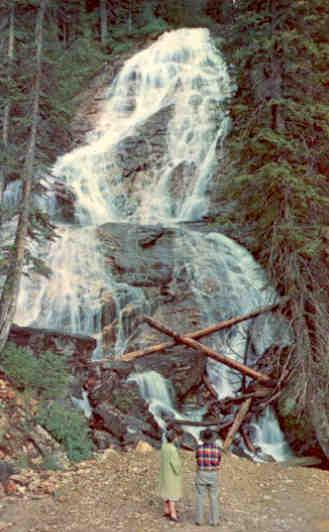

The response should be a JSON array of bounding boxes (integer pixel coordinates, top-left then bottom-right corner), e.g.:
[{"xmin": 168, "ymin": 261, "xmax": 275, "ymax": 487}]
[
  {"xmin": 133, "ymin": 350, "xmax": 206, "ymax": 400},
  {"xmin": 93, "ymin": 403, "xmax": 160, "ymax": 443},
  {"xmin": 180, "ymin": 431, "xmax": 198, "ymax": 450},
  {"xmin": 89, "ymin": 372, "xmax": 120, "ymax": 406},
  {"xmin": 135, "ymin": 440, "xmax": 154, "ymax": 454},
  {"xmin": 0, "ymin": 461, "xmax": 16, "ymax": 485},
  {"xmin": 93, "ymin": 404, "xmax": 128, "ymax": 440},
  {"xmin": 93, "ymin": 430, "xmax": 118, "ymax": 450}
]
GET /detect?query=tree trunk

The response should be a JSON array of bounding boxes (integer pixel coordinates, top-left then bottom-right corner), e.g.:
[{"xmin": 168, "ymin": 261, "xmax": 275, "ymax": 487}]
[
  {"xmin": 143, "ymin": 315, "xmax": 271, "ymax": 383},
  {"xmin": 99, "ymin": 0, "xmax": 108, "ymax": 44},
  {"xmin": 202, "ymin": 373, "xmax": 218, "ymax": 398},
  {"xmin": 119, "ymin": 298, "xmax": 288, "ymax": 362},
  {"xmin": 170, "ymin": 420, "xmax": 220, "ymax": 427},
  {"xmin": 1, "ymin": 5, "xmax": 15, "ymax": 208},
  {"xmin": 0, "ymin": 0, "xmax": 47, "ymax": 354},
  {"xmin": 241, "ymin": 425, "xmax": 257, "ymax": 453},
  {"xmin": 128, "ymin": 0, "xmax": 133, "ymax": 34},
  {"xmin": 223, "ymin": 398, "xmax": 252, "ymax": 452}
]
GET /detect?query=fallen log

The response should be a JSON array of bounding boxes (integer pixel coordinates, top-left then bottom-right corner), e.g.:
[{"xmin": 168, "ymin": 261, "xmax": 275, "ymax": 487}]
[
  {"xmin": 241, "ymin": 425, "xmax": 257, "ymax": 454},
  {"xmin": 281, "ymin": 456, "xmax": 322, "ymax": 468},
  {"xmin": 218, "ymin": 419, "xmax": 235, "ymax": 434},
  {"xmin": 219, "ymin": 389, "xmax": 268, "ymax": 407},
  {"xmin": 202, "ymin": 374, "xmax": 218, "ymax": 398},
  {"xmin": 171, "ymin": 420, "xmax": 220, "ymax": 427},
  {"xmin": 143, "ymin": 315, "xmax": 271, "ymax": 384},
  {"xmin": 223, "ymin": 398, "xmax": 252, "ymax": 452},
  {"xmin": 94, "ymin": 298, "xmax": 288, "ymax": 364}
]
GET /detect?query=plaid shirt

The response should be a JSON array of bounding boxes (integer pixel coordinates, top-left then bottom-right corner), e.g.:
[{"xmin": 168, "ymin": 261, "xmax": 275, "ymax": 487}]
[{"xmin": 196, "ymin": 443, "xmax": 221, "ymax": 471}]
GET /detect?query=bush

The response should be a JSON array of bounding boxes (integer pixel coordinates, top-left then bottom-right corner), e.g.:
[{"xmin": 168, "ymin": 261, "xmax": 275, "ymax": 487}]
[
  {"xmin": 37, "ymin": 401, "xmax": 93, "ymax": 462},
  {"xmin": 0, "ymin": 343, "xmax": 69, "ymax": 398},
  {"xmin": 0, "ymin": 343, "xmax": 37, "ymax": 389},
  {"xmin": 1, "ymin": 343, "xmax": 93, "ymax": 462},
  {"xmin": 40, "ymin": 453, "xmax": 63, "ymax": 471},
  {"xmin": 33, "ymin": 350, "xmax": 70, "ymax": 399}
]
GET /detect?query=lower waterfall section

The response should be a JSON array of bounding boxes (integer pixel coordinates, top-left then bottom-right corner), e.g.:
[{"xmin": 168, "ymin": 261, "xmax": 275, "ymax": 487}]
[{"xmin": 128, "ymin": 368, "xmax": 292, "ymax": 461}]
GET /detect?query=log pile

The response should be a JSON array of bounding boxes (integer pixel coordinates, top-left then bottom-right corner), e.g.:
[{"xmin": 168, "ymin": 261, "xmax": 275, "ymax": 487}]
[{"xmin": 92, "ymin": 298, "xmax": 292, "ymax": 454}]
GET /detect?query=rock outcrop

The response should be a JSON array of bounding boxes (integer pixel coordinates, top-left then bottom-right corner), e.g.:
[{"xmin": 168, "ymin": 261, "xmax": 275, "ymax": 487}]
[{"xmin": 8, "ymin": 324, "xmax": 96, "ymax": 384}]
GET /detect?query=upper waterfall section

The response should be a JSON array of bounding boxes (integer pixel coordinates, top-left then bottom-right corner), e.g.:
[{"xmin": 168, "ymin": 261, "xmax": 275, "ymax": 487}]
[{"xmin": 53, "ymin": 28, "xmax": 233, "ymax": 226}]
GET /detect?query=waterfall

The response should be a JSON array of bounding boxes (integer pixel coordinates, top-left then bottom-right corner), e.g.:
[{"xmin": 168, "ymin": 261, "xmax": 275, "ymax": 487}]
[
  {"xmin": 3, "ymin": 180, "xmax": 22, "ymax": 209},
  {"xmin": 249, "ymin": 407, "xmax": 293, "ymax": 462},
  {"xmin": 50, "ymin": 28, "xmax": 232, "ymax": 225},
  {"xmin": 128, "ymin": 371, "xmax": 205, "ymax": 442},
  {"xmin": 14, "ymin": 28, "xmax": 291, "ymax": 460},
  {"xmin": 127, "ymin": 371, "xmax": 176, "ymax": 431}
]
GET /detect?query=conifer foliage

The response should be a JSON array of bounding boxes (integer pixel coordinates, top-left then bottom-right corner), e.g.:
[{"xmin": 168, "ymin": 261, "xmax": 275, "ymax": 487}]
[{"xmin": 223, "ymin": 0, "xmax": 329, "ymax": 456}]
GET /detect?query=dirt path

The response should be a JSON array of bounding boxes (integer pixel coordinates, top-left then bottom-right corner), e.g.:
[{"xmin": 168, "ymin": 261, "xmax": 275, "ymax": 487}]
[{"xmin": 1, "ymin": 448, "xmax": 329, "ymax": 532}]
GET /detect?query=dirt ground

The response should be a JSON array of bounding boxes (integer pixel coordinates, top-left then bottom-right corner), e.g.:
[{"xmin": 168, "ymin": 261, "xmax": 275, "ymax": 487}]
[{"xmin": 1, "ymin": 447, "xmax": 329, "ymax": 532}]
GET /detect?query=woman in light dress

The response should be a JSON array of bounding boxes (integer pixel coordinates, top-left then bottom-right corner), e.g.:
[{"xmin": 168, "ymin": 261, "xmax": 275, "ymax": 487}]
[{"xmin": 159, "ymin": 429, "xmax": 182, "ymax": 522}]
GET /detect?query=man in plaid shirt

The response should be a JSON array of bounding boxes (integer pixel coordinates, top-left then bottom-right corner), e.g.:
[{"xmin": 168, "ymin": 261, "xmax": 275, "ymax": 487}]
[{"xmin": 195, "ymin": 428, "xmax": 221, "ymax": 526}]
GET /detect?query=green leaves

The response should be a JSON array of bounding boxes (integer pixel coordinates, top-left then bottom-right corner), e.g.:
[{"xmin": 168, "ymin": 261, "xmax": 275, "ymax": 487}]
[
  {"xmin": 221, "ymin": 1, "xmax": 329, "ymax": 432},
  {"xmin": 37, "ymin": 401, "xmax": 93, "ymax": 462},
  {"xmin": 0, "ymin": 343, "xmax": 69, "ymax": 399}
]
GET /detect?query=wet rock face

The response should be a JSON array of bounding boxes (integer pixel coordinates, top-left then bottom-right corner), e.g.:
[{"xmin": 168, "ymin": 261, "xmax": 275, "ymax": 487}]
[
  {"xmin": 96, "ymin": 222, "xmax": 210, "ymax": 378},
  {"xmin": 89, "ymin": 354, "xmax": 206, "ymax": 448},
  {"xmin": 98, "ymin": 222, "xmax": 177, "ymax": 288},
  {"xmin": 52, "ymin": 180, "xmax": 76, "ymax": 222},
  {"xmin": 115, "ymin": 105, "xmax": 173, "ymax": 190}
]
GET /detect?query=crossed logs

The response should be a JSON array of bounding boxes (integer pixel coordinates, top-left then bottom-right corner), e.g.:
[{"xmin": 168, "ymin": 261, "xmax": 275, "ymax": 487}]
[{"xmin": 95, "ymin": 297, "xmax": 291, "ymax": 453}]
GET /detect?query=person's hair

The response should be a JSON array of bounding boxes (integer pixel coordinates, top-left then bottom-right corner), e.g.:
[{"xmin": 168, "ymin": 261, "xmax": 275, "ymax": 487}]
[
  {"xmin": 201, "ymin": 428, "xmax": 215, "ymax": 442},
  {"xmin": 166, "ymin": 429, "xmax": 177, "ymax": 442}
]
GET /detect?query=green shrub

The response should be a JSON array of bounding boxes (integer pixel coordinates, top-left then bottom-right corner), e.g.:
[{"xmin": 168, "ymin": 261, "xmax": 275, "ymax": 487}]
[
  {"xmin": 1, "ymin": 343, "xmax": 93, "ymax": 463},
  {"xmin": 1, "ymin": 343, "xmax": 38, "ymax": 389},
  {"xmin": 0, "ymin": 343, "xmax": 69, "ymax": 398},
  {"xmin": 40, "ymin": 453, "xmax": 63, "ymax": 471},
  {"xmin": 108, "ymin": 39, "xmax": 134, "ymax": 54},
  {"xmin": 37, "ymin": 402, "xmax": 93, "ymax": 462},
  {"xmin": 33, "ymin": 350, "xmax": 69, "ymax": 399},
  {"xmin": 136, "ymin": 17, "xmax": 168, "ymax": 36}
]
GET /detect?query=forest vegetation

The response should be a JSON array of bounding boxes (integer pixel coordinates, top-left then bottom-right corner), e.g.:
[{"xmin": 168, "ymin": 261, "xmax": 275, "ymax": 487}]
[{"xmin": 1, "ymin": 0, "xmax": 329, "ymax": 457}]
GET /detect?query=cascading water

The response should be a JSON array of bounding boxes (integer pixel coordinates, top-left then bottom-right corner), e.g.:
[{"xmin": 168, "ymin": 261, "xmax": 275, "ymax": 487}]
[
  {"xmin": 127, "ymin": 371, "xmax": 205, "ymax": 442},
  {"xmin": 14, "ymin": 28, "xmax": 291, "ymax": 460}
]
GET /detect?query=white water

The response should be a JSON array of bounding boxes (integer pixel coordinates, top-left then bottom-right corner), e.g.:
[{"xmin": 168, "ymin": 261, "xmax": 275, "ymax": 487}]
[
  {"xmin": 51, "ymin": 28, "xmax": 232, "ymax": 225},
  {"xmin": 128, "ymin": 371, "xmax": 205, "ymax": 442},
  {"xmin": 14, "ymin": 28, "xmax": 291, "ymax": 460},
  {"xmin": 250, "ymin": 407, "xmax": 293, "ymax": 462},
  {"xmin": 72, "ymin": 390, "xmax": 93, "ymax": 419}
]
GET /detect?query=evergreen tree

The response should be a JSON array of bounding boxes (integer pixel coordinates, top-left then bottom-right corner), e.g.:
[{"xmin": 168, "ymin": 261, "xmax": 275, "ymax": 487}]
[
  {"xmin": 0, "ymin": 0, "xmax": 107, "ymax": 351},
  {"xmin": 0, "ymin": 3, "xmax": 15, "ymax": 212},
  {"xmin": 222, "ymin": 0, "xmax": 329, "ymax": 456},
  {"xmin": 0, "ymin": 0, "xmax": 48, "ymax": 352},
  {"xmin": 156, "ymin": 0, "xmax": 209, "ymax": 27}
]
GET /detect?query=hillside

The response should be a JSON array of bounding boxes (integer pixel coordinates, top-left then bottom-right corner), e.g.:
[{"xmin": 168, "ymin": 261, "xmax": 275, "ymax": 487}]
[{"xmin": 1, "ymin": 446, "xmax": 329, "ymax": 532}]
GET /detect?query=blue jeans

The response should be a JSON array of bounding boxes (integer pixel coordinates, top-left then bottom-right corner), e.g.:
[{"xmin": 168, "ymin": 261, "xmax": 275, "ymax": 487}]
[{"xmin": 195, "ymin": 470, "xmax": 220, "ymax": 525}]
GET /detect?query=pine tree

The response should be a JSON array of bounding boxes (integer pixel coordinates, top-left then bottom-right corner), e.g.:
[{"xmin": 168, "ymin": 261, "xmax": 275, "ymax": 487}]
[
  {"xmin": 222, "ymin": 0, "xmax": 329, "ymax": 456},
  {"xmin": 0, "ymin": 3, "xmax": 15, "ymax": 212},
  {"xmin": 0, "ymin": 0, "xmax": 48, "ymax": 352}
]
